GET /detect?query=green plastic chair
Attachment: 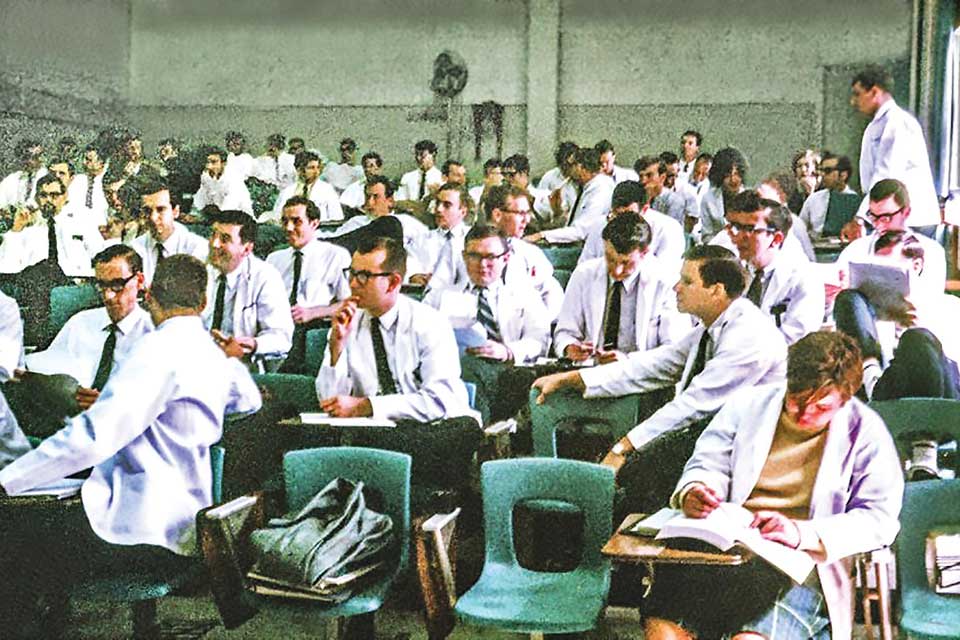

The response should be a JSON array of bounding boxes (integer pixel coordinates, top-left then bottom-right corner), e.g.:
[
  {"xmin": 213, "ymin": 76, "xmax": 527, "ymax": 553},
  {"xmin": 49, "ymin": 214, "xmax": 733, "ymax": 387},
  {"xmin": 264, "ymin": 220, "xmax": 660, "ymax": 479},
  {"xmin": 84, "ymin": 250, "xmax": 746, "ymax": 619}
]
[
  {"xmin": 540, "ymin": 243, "xmax": 583, "ymax": 271},
  {"xmin": 554, "ymin": 268, "xmax": 572, "ymax": 290},
  {"xmin": 529, "ymin": 386, "xmax": 641, "ymax": 458},
  {"xmin": 47, "ymin": 284, "xmax": 100, "ymax": 338},
  {"xmin": 455, "ymin": 458, "xmax": 614, "ymax": 635},
  {"xmin": 280, "ymin": 447, "xmax": 411, "ymax": 623},
  {"xmin": 868, "ymin": 398, "xmax": 960, "ymax": 461},
  {"xmin": 68, "ymin": 445, "xmax": 224, "ymax": 639},
  {"xmin": 252, "ymin": 373, "xmax": 318, "ymax": 413},
  {"xmin": 303, "ymin": 327, "xmax": 329, "ymax": 378},
  {"xmin": 897, "ymin": 479, "xmax": 960, "ymax": 639}
]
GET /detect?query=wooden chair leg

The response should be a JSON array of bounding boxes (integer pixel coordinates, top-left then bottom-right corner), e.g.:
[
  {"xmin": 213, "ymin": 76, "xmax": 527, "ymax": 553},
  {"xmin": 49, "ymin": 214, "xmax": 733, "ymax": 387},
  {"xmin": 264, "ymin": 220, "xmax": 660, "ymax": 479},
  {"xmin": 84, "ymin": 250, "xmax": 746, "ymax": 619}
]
[{"xmin": 132, "ymin": 599, "xmax": 160, "ymax": 640}]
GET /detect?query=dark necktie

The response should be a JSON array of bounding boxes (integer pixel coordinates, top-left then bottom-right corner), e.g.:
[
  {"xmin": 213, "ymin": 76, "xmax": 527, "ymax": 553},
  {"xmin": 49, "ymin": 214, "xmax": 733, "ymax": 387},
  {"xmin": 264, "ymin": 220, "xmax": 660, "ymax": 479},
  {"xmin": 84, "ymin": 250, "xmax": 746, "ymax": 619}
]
[
  {"xmin": 91, "ymin": 323, "xmax": 118, "ymax": 391},
  {"xmin": 683, "ymin": 331, "xmax": 712, "ymax": 391},
  {"xmin": 85, "ymin": 176, "xmax": 95, "ymax": 208},
  {"xmin": 23, "ymin": 172, "xmax": 33, "ymax": 203},
  {"xmin": 417, "ymin": 169, "xmax": 427, "ymax": 200},
  {"xmin": 301, "ymin": 182, "xmax": 310, "ymax": 198},
  {"xmin": 370, "ymin": 317, "xmax": 397, "ymax": 395},
  {"xmin": 47, "ymin": 217, "xmax": 59, "ymax": 266},
  {"xmin": 212, "ymin": 274, "xmax": 227, "ymax": 331},
  {"xmin": 746, "ymin": 268, "xmax": 765, "ymax": 307},
  {"xmin": 289, "ymin": 250, "xmax": 303, "ymax": 306},
  {"xmin": 568, "ymin": 184, "xmax": 584, "ymax": 224},
  {"xmin": 603, "ymin": 280, "xmax": 624, "ymax": 351},
  {"xmin": 476, "ymin": 287, "xmax": 502, "ymax": 342},
  {"xmin": 156, "ymin": 242, "xmax": 165, "ymax": 266}
]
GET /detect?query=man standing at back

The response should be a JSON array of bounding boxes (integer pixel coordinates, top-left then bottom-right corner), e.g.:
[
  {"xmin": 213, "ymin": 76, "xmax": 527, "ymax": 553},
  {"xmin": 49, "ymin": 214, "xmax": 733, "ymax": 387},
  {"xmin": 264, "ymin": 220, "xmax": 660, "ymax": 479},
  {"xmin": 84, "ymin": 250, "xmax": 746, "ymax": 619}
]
[{"xmin": 851, "ymin": 65, "xmax": 940, "ymax": 235}]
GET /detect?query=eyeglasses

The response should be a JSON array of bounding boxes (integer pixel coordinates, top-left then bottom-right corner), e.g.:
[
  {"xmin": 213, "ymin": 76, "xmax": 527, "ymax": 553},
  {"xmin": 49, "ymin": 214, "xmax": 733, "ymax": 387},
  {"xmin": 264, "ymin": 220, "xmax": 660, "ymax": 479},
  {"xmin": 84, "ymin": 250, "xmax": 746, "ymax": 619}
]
[
  {"xmin": 725, "ymin": 222, "xmax": 777, "ymax": 236},
  {"xmin": 344, "ymin": 268, "xmax": 395, "ymax": 285},
  {"xmin": 464, "ymin": 250, "xmax": 508, "ymax": 263},
  {"xmin": 820, "ymin": 166, "xmax": 840, "ymax": 174},
  {"xmin": 37, "ymin": 190, "xmax": 63, "ymax": 200},
  {"xmin": 95, "ymin": 273, "xmax": 137, "ymax": 293},
  {"xmin": 502, "ymin": 170, "xmax": 518, "ymax": 177},
  {"xmin": 867, "ymin": 207, "xmax": 905, "ymax": 223}
]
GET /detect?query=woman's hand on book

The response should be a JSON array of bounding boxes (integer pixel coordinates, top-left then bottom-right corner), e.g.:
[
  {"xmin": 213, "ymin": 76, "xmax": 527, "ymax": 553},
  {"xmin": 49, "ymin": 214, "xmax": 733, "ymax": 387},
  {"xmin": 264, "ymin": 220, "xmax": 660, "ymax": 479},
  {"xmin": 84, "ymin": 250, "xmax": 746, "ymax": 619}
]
[
  {"xmin": 750, "ymin": 510, "xmax": 801, "ymax": 549},
  {"xmin": 681, "ymin": 483, "xmax": 721, "ymax": 519}
]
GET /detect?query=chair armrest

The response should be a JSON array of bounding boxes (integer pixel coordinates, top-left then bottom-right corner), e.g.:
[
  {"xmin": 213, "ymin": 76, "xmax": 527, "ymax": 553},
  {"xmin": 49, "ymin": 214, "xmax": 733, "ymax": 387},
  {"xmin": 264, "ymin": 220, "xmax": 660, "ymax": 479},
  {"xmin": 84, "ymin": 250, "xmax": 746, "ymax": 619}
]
[
  {"xmin": 197, "ymin": 493, "xmax": 269, "ymax": 629},
  {"xmin": 479, "ymin": 418, "xmax": 516, "ymax": 462},
  {"xmin": 415, "ymin": 508, "xmax": 461, "ymax": 640}
]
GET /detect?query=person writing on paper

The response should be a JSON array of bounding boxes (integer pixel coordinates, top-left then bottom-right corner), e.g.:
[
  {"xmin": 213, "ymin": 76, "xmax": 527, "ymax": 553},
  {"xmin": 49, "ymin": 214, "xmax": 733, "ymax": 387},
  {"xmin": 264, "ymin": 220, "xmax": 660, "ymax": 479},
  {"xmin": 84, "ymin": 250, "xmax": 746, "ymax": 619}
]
[{"xmin": 644, "ymin": 331, "xmax": 902, "ymax": 640}]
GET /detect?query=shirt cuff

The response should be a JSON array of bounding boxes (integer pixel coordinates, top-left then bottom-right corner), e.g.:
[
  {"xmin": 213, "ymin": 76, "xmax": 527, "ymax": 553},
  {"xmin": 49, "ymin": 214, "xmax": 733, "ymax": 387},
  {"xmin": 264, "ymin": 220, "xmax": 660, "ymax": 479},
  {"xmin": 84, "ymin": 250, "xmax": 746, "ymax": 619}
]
[
  {"xmin": 795, "ymin": 520, "xmax": 823, "ymax": 552},
  {"xmin": 671, "ymin": 481, "xmax": 704, "ymax": 510}
]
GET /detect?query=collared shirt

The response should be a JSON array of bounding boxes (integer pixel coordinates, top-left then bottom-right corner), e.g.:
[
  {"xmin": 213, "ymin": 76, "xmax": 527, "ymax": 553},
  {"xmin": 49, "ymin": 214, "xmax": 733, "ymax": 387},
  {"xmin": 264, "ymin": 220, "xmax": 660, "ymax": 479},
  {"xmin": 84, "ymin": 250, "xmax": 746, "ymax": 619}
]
[
  {"xmin": 0, "ymin": 390, "xmax": 30, "ymax": 471},
  {"xmin": 600, "ymin": 270, "xmax": 641, "ymax": 354},
  {"xmin": 26, "ymin": 305, "xmax": 153, "ymax": 388},
  {"xmin": 322, "ymin": 162, "xmax": 364, "ymax": 193},
  {"xmin": 751, "ymin": 251, "xmax": 825, "ymax": 345},
  {"xmin": 418, "ymin": 222, "xmax": 469, "ymax": 288},
  {"xmin": 329, "ymin": 212, "xmax": 431, "ymax": 274},
  {"xmin": 0, "ymin": 205, "xmax": 105, "ymax": 277},
  {"xmin": 579, "ymin": 208, "xmax": 686, "ymax": 272},
  {"xmin": 317, "ymin": 295, "xmax": 478, "ymax": 423},
  {"xmin": 836, "ymin": 229, "xmax": 946, "ymax": 296},
  {"xmin": 202, "ymin": 255, "xmax": 293, "ymax": 360},
  {"xmin": 264, "ymin": 179, "xmax": 344, "ymax": 224},
  {"xmin": 540, "ymin": 173, "xmax": 615, "ymax": 244},
  {"xmin": 252, "ymin": 153, "xmax": 297, "ymax": 189},
  {"xmin": 67, "ymin": 172, "xmax": 109, "ymax": 226},
  {"xmin": 132, "ymin": 222, "xmax": 209, "ymax": 284},
  {"xmin": 650, "ymin": 190, "xmax": 687, "ymax": 226},
  {"xmin": 224, "ymin": 152, "xmax": 255, "ymax": 181},
  {"xmin": 0, "ymin": 167, "xmax": 48, "ymax": 209},
  {"xmin": 0, "ymin": 315, "xmax": 262, "ymax": 554},
  {"xmin": 580, "ymin": 297, "xmax": 787, "ymax": 447},
  {"xmin": 339, "ymin": 179, "xmax": 367, "ymax": 209},
  {"xmin": 266, "ymin": 239, "xmax": 351, "ymax": 307},
  {"xmin": 503, "ymin": 237, "xmax": 564, "ymax": 320},
  {"xmin": 395, "ymin": 166, "xmax": 443, "ymax": 202},
  {"xmin": 192, "ymin": 172, "xmax": 253, "ymax": 215},
  {"xmin": 799, "ymin": 186, "xmax": 858, "ymax": 237}
]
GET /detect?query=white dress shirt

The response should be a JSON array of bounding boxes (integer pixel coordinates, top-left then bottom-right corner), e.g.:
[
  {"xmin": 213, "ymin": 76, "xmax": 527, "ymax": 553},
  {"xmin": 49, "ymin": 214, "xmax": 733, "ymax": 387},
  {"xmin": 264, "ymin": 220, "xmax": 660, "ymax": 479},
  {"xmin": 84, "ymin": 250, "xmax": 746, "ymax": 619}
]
[
  {"xmin": 610, "ymin": 165, "xmax": 640, "ymax": 184},
  {"xmin": 192, "ymin": 172, "xmax": 253, "ymax": 215},
  {"xmin": 541, "ymin": 173, "xmax": 615, "ymax": 244},
  {"xmin": 534, "ymin": 168, "xmax": 577, "ymax": 223},
  {"xmin": 748, "ymin": 251, "xmax": 825, "ymax": 345},
  {"xmin": 698, "ymin": 183, "xmax": 730, "ymax": 244},
  {"xmin": 416, "ymin": 223, "xmax": 469, "ymax": 288},
  {"xmin": 131, "ymin": 222, "xmax": 209, "ymax": 285},
  {"xmin": 579, "ymin": 297, "xmax": 787, "ymax": 447},
  {"xmin": 0, "ymin": 167, "xmax": 48, "ymax": 209},
  {"xmin": 799, "ymin": 186, "xmax": 858, "ymax": 238},
  {"xmin": 330, "ymin": 212, "xmax": 431, "ymax": 273},
  {"xmin": 579, "ymin": 208, "xmax": 686, "ymax": 273},
  {"xmin": 0, "ymin": 205, "xmax": 105, "ymax": 277},
  {"xmin": 424, "ymin": 278, "xmax": 551, "ymax": 363},
  {"xmin": 0, "ymin": 291, "xmax": 23, "ymax": 382},
  {"xmin": 339, "ymin": 179, "xmax": 367, "ymax": 209},
  {"xmin": 672, "ymin": 180, "xmax": 701, "ymax": 223},
  {"xmin": 202, "ymin": 255, "xmax": 294, "ymax": 361},
  {"xmin": 67, "ymin": 173, "xmax": 109, "ymax": 226},
  {"xmin": 266, "ymin": 240, "xmax": 351, "ymax": 307},
  {"xmin": 316, "ymin": 295, "xmax": 478, "ymax": 423},
  {"xmin": 225, "ymin": 152, "xmax": 255, "ymax": 181},
  {"xmin": 553, "ymin": 256, "xmax": 690, "ymax": 357},
  {"xmin": 322, "ymin": 162, "xmax": 364, "ymax": 194},
  {"xmin": 650, "ymin": 190, "xmax": 687, "ymax": 226},
  {"xmin": 26, "ymin": 305, "xmax": 153, "ymax": 388},
  {"xmin": 859, "ymin": 98, "xmax": 940, "ymax": 228},
  {"xmin": 252, "ymin": 152, "xmax": 297, "ymax": 189},
  {"xmin": 0, "ymin": 315, "xmax": 262, "ymax": 554},
  {"xmin": 501, "ymin": 238, "xmax": 565, "ymax": 320},
  {"xmin": 395, "ymin": 166, "xmax": 443, "ymax": 202},
  {"xmin": 835, "ymin": 230, "xmax": 946, "ymax": 296},
  {"xmin": 265, "ymin": 179, "xmax": 344, "ymax": 224}
]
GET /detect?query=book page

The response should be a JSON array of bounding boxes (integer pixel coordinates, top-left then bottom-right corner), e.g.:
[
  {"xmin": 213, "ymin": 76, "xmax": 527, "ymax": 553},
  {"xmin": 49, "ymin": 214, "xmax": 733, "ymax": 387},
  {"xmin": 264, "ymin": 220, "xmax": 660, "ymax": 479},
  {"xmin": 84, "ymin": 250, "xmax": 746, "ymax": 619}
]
[
  {"xmin": 848, "ymin": 261, "xmax": 911, "ymax": 316},
  {"xmin": 299, "ymin": 413, "xmax": 396, "ymax": 427}
]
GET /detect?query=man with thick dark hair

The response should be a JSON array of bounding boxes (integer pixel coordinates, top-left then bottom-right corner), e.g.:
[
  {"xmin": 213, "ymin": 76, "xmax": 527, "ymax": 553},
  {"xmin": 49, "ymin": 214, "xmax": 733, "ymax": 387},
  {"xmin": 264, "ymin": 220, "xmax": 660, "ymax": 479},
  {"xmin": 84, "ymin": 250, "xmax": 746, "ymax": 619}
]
[
  {"xmin": 699, "ymin": 147, "xmax": 748, "ymax": 242},
  {"xmin": 799, "ymin": 150, "xmax": 859, "ymax": 239},
  {"xmin": 133, "ymin": 177, "xmax": 208, "ymax": 284},
  {"xmin": 266, "ymin": 150, "xmax": 343, "ymax": 224}
]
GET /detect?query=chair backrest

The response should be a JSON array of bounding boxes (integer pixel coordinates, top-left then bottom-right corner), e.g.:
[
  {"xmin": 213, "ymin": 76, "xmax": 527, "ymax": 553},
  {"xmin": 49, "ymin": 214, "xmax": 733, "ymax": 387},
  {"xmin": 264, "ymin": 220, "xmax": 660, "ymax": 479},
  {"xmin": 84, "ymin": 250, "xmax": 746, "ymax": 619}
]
[
  {"xmin": 897, "ymin": 479, "xmax": 960, "ymax": 617},
  {"xmin": 48, "ymin": 284, "xmax": 100, "ymax": 336},
  {"xmin": 480, "ymin": 458, "xmax": 614, "ymax": 572},
  {"xmin": 528, "ymin": 387, "xmax": 640, "ymax": 458},
  {"xmin": 868, "ymin": 398, "xmax": 960, "ymax": 458},
  {"xmin": 303, "ymin": 327, "xmax": 329, "ymax": 378},
  {"xmin": 283, "ymin": 447, "xmax": 412, "ymax": 571},
  {"xmin": 211, "ymin": 445, "xmax": 225, "ymax": 504},
  {"xmin": 463, "ymin": 381, "xmax": 477, "ymax": 409},
  {"xmin": 251, "ymin": 372, "xmax": 317, "ymax": 413},
  {"xmin": 541, "ymin": 244, "xmax": 583, "ymax": 271}
]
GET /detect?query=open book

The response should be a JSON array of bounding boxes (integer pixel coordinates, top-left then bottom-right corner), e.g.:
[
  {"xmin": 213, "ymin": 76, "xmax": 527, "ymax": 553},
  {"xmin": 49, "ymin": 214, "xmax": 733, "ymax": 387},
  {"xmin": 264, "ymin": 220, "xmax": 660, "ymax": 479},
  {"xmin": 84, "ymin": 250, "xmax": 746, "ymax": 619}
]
[
  {"xmin": 298, "ymin": 413, "xmax": 396, "ymax": 428},
  {"xmin": 652, "ymin": 503, "xmax": 815, "ymax": 584}
]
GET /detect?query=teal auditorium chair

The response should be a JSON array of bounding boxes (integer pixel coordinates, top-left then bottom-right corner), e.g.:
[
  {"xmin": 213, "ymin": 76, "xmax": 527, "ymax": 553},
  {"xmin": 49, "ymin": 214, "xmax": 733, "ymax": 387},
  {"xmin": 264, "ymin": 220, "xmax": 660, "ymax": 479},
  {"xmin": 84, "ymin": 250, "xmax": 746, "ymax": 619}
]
[
  {"xmin": 529, "ymin": 386, "xmax": 644, "ymax": 458},
  {"xmin": 201, "ymin": 447, "xmax": 412, "ymax": 639},
  {"xmin": 47, "ymin": 283, "xmax": 99, "ymax": 338},
  {"xmin": 540, "ymin": 243, "xmax": 582, "ymax": 271},
  {"xmin": 453, "ymin": 458, "xmax": 614, "ymax": 636},
  {"xmin": 303, "ymin": 327, "xmax": 329, "ymax": 378},
  {"xmin": 896, "ymin": 479, "xmax": 960, "ymax": 639},
  {"xmin": 66, "ymin": 445, "xmax": 225, "ymax": 639},
  {"xmin": 868, "ymin": 398, "xmax": 960, "ymax": 462},
  {"xmin": 251, "ymin": 372, "xmax": 318, "ymax": 413}
]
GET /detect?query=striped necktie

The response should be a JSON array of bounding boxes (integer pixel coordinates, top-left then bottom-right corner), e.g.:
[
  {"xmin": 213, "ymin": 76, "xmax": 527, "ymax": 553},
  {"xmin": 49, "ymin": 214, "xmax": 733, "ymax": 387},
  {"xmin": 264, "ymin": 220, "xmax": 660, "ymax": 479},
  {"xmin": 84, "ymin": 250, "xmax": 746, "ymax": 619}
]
[{"xmin": 476, "ymin": 287, "xmax": 502, "ymax": 342}]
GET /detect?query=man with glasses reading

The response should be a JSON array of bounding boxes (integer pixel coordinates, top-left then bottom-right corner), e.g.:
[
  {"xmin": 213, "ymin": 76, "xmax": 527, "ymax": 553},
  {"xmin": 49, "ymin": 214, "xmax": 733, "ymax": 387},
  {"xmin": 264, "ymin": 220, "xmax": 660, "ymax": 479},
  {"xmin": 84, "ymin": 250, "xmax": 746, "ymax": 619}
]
[{"xmin": 725, "ymin": 192, "xmax": 824, "ymax": 344}]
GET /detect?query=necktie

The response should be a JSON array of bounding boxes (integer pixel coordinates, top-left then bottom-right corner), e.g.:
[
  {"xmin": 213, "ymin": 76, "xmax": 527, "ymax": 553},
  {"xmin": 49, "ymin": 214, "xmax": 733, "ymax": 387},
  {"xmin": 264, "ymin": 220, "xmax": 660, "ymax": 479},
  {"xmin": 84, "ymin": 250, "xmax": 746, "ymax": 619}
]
[
  {"xmin": 568, "ymin": 185, "xmax": 584, "ymax": 224},
  {"xmin": 91, "ymin": 324, "xmax": 118, "ymax": 391},
  {"xmin": 156, "ymin": 242, "xmax": 165, "ymax": 266},
  {"xmin": 47, "ymin": 217, "xmax": 59, "ymax": 265},
  {"xmin": 435, "ymin": 230, "xmax": 454, "ymax": 275},
  {"xmin": 289, "ymin": 250, "xmax": 303, "ymax": 306},
  {"xmin": 275, "ymin": 158, "xmax": 281, "ymax": 182},
  {"xmin": 603, "ymin": 280, "xmax": 624, "ymax": 351},
  {"xmin": 476, "ymin": 287, "xmax": 502, "ymax": 342},
  {"xmin": 212, "ymin": 274, "xmax": 227, "ymax": 331},
  {"xmin": 22, "ymin": 172, "xmax": 33, "ymax": 203},
  {"xmin": 370, "ymin": 317, "xmax": 397, "ymax": 395},
  {"xmin": 417, "ymin": 170, "xmax": 427, "ymax": 200},
  {"xmin": 85, "ymin": 176, "xmax": 95, "ymax": 209},
  {"xmin": 683, "ymin": 331, "xmax": 712, "ymax": 391},
  {"xmin": 301, "ymin": 182, "xmax": 310, "ymax": 198},
  {"xmin": 746, "ymin": 268, "xmax": 765, "ymax": 307}
]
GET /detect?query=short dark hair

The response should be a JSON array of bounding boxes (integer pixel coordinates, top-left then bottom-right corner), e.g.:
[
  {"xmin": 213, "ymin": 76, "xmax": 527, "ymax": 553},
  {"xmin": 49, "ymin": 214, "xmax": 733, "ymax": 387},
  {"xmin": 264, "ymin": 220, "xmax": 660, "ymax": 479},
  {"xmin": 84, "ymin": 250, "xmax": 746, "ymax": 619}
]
[
  {"xmin": 36, "ymin": 173, "xmax": 65, "ymax": 195},
  {"xmin": 340, "ymin": 137, "xmax": 357, "ymax": 151},
  {"xmin": 503, "ymin": 154, "xmax": 530, "ymax": 175},
  {"xmin": 150, "ymin": 254, "xmax": 207, "ymax": 310},
  {"xmin": 594, "ymin": 139, "xmax": 615, "ymax": 155},
  {"xmin": 634, "ymin": 154, "xmax": 665, "ymax": 175},
  {"xmin": 282, "ymin": 195, "xmax": 321, "ymax": 221},
  {"xmin": 682, "ymin": 130, "xmax": 703, "ymax": 146},
  {"xmin": 787, "ymin": 330, "xmax": 863, "ymax": 401},
  {"xmin": 820, "ymin": 151, "xmax": 853, "ymax": 178},
  {"xmin": 555, "ymin": 141, "xmax": 579, "ymax": 167},
  {"xmin": 288, "ymin": 137, "xmax": 305, "ymax": 149},
  {"xmin": 869, "ymin": 178, "xmax": 910, "ymax": 209},
  {"xmin": 209, "ymin": 209, "xmax": 257, "ymax": 244},
  {"xmin": 695, "ymin": 152, "xmax": 713, "ymax": 165},
  {"xmin": 708, "ymin": 147, "xmax": 748, "ymax": 186},
  {"xmin": 482, "ymin": 158, "xmax": 501, "ymax": 174},
  {"xmin": 762, "ymin": 169, "xmax": 798, "ymax": 206},
  {"xmin": 683, "ymin": 245, "xmax": 745, "ymax": 299},
  {"xmin": 437, "ymin": 182, "xmax": 472, "ymax": 208},
  {"xmin": 574, "ymin": 147, "xmax": 601, "ymax": 173},
  {"xmin": 852, "ymin": 65, "xmax": 893, "ymax": 93},
  {"xmin": 139, "ymin": 177, "xmax": 181, "ymax": 209},
  {"xmin": 414, "ymin": 139, "xmax": 437, "ymax": 155},
  {"xmin": 47, "ymin": 157, "xmax": 75, "ymax": 174},
  {"xmin": 728, "ymin": 191, "xmax": 793, "ymax": 235},
  {"xmin": 361, "ymin": 152, "xmax": 383, "ymax": 167},
  {"xmin": 602, "ymin": 211, "xmax": 652, "ymax": 254},
  {"xmin": 365, "ymin": 175, "xmax": 395, "ymax": 198},
  {"xmin": 15, "ymin": 139, "xmax": 42, "ymax": 161},
  {"xmin": 355, "ymin": 235, "xmax": 407, "ymax": 278},
  {"xmin": 483, "ymin": 184, "xmax": 531, "ymax": 219},
  {"xmin": 659, "ymin": 151, "xmax": 679, "ymax": 165},
  {"xmin": 611, "ymin": 180, "xmax": 646, "ymax": 209},
  {"xmin": 267, "ymin": 133, "xmax": 286, "ymax": 148},
  {"xmin": 225, "ymin": 131, "xmax": 245, "ymax": 144},
  {"xmin": 92, "ymin": 243, "xmax": 143, "ymax": 274},
  {"xmin": 158, "ymin": 137, "xmax": 179, "ymax": 149},
  {"xmin": 295, "ymin": 150, "xmax": 321, "ymax": 170},
  {"xmin": 441, "ymin": 159, "xmax": 464, "ymax": 176},
  {"xmin": 464, "ymin": 223, "xmax": 508, "ymax": 254},
  {"xmin": 83, "ymin": 143, "xmax": 105, "ymax": 159},
  {"xmin": 204, "ymin": 146, "xmax": 228, "ymax": 163}
]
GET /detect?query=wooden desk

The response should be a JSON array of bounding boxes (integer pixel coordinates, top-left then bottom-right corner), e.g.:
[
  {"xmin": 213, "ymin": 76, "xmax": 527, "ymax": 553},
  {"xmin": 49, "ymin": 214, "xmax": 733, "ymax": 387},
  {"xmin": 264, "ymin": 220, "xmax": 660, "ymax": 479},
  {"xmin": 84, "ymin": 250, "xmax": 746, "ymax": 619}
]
[{"xmin": 602, "ymin": 514, "xmax": 750, "ymax": 567}]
